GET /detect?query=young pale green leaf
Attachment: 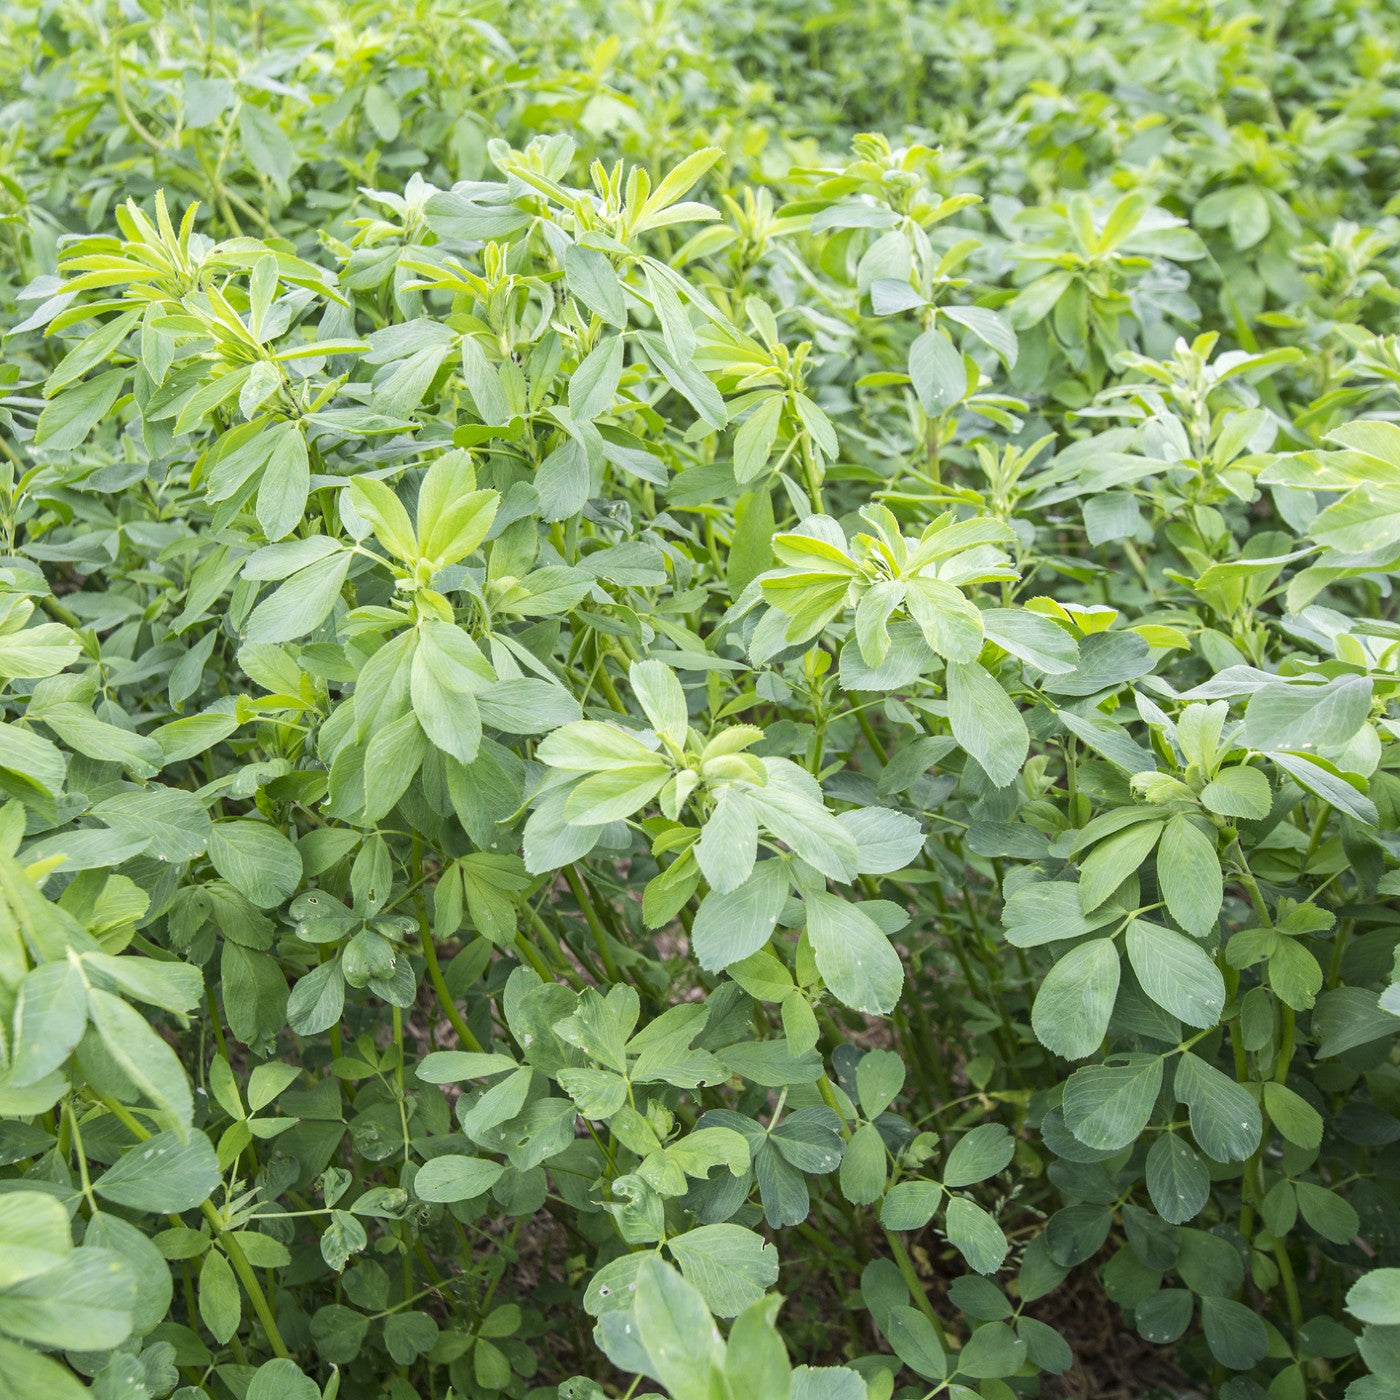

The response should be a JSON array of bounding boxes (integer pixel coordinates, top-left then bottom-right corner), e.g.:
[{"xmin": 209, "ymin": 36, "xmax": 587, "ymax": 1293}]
[
  {"xmin": 629, "ymin": 659, "xmax": 688, "ymax": 746},
  {"xmin": 349, "ymin": 476, "xmax": 417, "ymax": 560}
]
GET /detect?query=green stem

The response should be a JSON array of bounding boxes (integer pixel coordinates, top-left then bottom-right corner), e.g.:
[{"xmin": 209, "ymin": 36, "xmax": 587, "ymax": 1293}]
[
  {"xmin": 417, "ymin": 919, "xmax": 484, "ymax": 1052},
  {"xmin": 64, "ymin": 1101, "xmax": 101, "ymax": 1217},
  {"xmin": 885, "ymin": 1226, "xmax": 949, "ymax": 1346},
  {"xmin": 565, "ymin": 866, "xmax": 622, "ymax": 983}
]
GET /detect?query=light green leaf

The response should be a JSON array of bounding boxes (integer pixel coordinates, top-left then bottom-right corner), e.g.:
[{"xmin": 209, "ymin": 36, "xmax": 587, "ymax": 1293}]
[
  {"xmin": 1062, "ymin": 1054, "xmax": 1163, "ymax": 1152},
  {"xmin": 805, "ymin": 890, "xmax": 904, "ymax": 1015},
  {"xmin": 1156, "ymin": 815, "xmax": 1222, "ymax": 937},
  {"xmin": 414, "ymin": 1154, "xmax": 505, "ymax": 1203},
  {"xmin": 1126, "ymin": 918, "xmax": 1225, "ymax": 1027},
  {"xmin": 666, "ymin": 1224, "xmax": 779, "ymax": 1318},
  {"xmin": 1174, "ymin": 1053, "xmax": 1261, "ymax": 1163},
  {"xmin": 692, "ymin": 861, "xmax": 788, "ymax": 971},
  {"xmin": 946, "ymin": 659, "xmax": 1028, "ymax": 788},
  {"xmin": 1031, "ymin": 938, "xmax": 1120, "ymax": 1060},
  {"xmin": 945, "ymin": 1197, "xmax": 1009, "ymax": 1275}
]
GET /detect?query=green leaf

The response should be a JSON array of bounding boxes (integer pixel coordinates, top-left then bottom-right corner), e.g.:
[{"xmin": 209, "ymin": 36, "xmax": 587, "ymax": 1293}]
[
  {"xmin": 569, "ymin": 333, "xmax": 625, "ymax": 422},
  {"xmin": 1126, "ymin": 918, "xmax": 1225, "ymax": 1027},
  {"xmin": 943, "ymin": 1124, "xmax": 1015, "ymax": 1188},
  {"xmin": 414, "ymin": 1154, "xmax": 505, "ymax": 1203},
  {"xmin": 1200, "ymin": 766, "xmax": 1271, "ymax": 819},
  {"xmin": 86, "ymin": 1212, "xmax": 172, "ymax": 1334},
  {"xmin": 945, "ymin": 1196, "xmax": 1009, "ymax": 1275},
  {"xmin": 946, "ymin": 659, "xmax": 1028, "ymax": 788},
  {"xmin": 881, "ymin": 1180, "xmax": 942, "ymax": 1231},
  {"xmin": 94, "ymin": 1129, "xmax": 220, "ymax": 1213},
  {"xmin": 629, "ymin": 659, "xmax": 688, "ymax": 746},
  {"xmin": 35, "ymin": 368, "xmax": 126, "ymax": 449},
  {"xmin": 286, "ymin": 960, "xmax": 345, "ymax": 1036},
  {"xmin": 1269, "ymin": 750, "xmax": 1379, "ymax": 826},
  {"xmin": 886, "ymin": 1304, "xmax": 947, "ymax": 1380},
  {"xmin": 790, "ymin": 1367, "xmax": 866, "ymax": 1400},
  {"xmin": 1145, "ymin": 1134, "xmax": 1209, "ymax": 1224},
  {"xmin": 1201, "ymin": 1296, "xmax": 1268, "ymax": 1370},
  {"xmin": 415, "ymin": 462, "xmax": 497, "ymax": 566},
  {"xmin": 199, "ymin": 1248, "xmax": 241, "ymax": 1344},
  {"xmin": 1062, "ymin": 1054, "xmax": 1163, "ymax": 1152},
  {"xmin": 838, "ymin": 1122, "xmax": 888, "ymax": 1205},
  {"xmin": 1155, "ymin": 815, "xmax": 1222, "ymax": 937},
  {"xmin": 909, "ymin": 329, "xmax": 966, "ymax": 414},
  {"xmin": 630, "ymin": 1258, "xmax": 725, "ymax": 1400},
  {"xmin": 942, "ymin": 304, "xmax": 1017, "ymax": 368},
  {"xmin": 565, "ymin": 243, "xmax": 626, "ymax": 328},
  {"xmin": 85, "ymin": 987, "xmax": 193, "ymax": 1126},
  {"xmin": 350, "ymin": 476, "xmax": 417, "ymax": 560},
  {"xmin": 8, "ymin": 959, "xmax": 87, "ymax": 1087},
  {"xmin": 0, "ymin": 1248, "xmax": 136, "ymax": 1351},
  {"xmin": 666, "ymin": 1224, "xmax": 779, "ymax": 1318},
  {"xmin": 1243, "ymin": 676, "xmax": 1371, "ymax": 752},
  {"xmin": 1002, "ymin": 881, "xmax": 1113, "ymax": 948},
  {"xmin": 856, "ymin": 1048, "xmax": 905, "ymax": 1119},
  {"xmin": 244, "ymin": 551, "xmax": 350, "ymax": 643},
  {"xmin": 1294, "ymin": 1181, "xmax": 1359, "ymax": 1245},
  {"xmin": 1174, "ymin": 1053, "xmax": 1261, "ymax": 1163},
  {"xmin": 957, "ymin": 1319, "xmax": 1026, "ymax": 1378},
  {"xmin": 0, "ymin": 1337, "xmax": 90, "ymax": 1400},
  {"xmin": 410, "ymin": 622, "xmax": 487, "ymax": 765},
  {"xmin": 1348, "ymin": 1270, "xmax": 1400, "ymax": 1326},
  {"xmin": 247, "ymin": 1359, "xmax": 321, "ymax": 1400},
  {"xmin": 91, "ymin": 788, "xmax": 211, "ymax": 863},
  {"xmin": 1262, "ymin": 1080, "xmax": 1323, "ymax": 1149},
  {"xmin": 805, "ymin": 890, "xmax": 904, "ymax": 1015},
  {"xmin": 256, "ymin": 426, "xmax": 310, "ymax": 541},
  {"xmin": 1032, "ymin": 938, "xmax": 1120, "ymax": 1060},
  {"xmin": 1079, "ymin": 820, "xmax": 1162, "ymax": 912},
  {"xmin": 238, "ymin": 103, "xmax": 295, "ymax": 186},
  {"xmin": 207, "ymin": 820, "xmax": 303, "ymax": 908},
  {"xmin": 0, "ymin": 1192, "xmax": 71, "ymax": 1288},
  {"xmin": 0, "ymin": 622, "xmax": 81, "ymax": 682},
  {"xmin": 692, "ymin": 862, "xmax": 789, "ymax": 972}
]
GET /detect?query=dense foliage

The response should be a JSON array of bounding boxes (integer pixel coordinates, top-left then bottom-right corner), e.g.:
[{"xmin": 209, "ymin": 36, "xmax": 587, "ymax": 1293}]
[{"xmin": 3, "ymin": 1, "xmax": 1400, "ymax": 1397}]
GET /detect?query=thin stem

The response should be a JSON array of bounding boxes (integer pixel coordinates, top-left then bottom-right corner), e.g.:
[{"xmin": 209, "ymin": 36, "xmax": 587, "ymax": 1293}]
[
  {"xmin": 417, "ymin": 919, "xmax": 484, "ymax": 1052},
  {"xmin": 565, "ymin": 866, "xmax": 622, "ymax": 983}
]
